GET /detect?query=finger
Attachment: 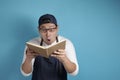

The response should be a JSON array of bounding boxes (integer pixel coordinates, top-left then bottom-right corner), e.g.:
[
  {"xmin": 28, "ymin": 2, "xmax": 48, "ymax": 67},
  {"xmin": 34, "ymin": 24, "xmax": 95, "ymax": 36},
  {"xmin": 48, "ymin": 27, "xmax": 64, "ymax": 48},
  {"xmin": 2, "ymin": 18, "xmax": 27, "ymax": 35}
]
[
  {"xmin": 53, "ymin": 51, "xmax": 60, "ymax": 54},
  {"xmin": 26, "ymin": 49, "xmax": 36, "ymax": 56},
  {"xmin": 58, "ymin": 49, "xmax": 65, "ymax": 53},
  {"xmin": 51, "ymin": 54, "xmax": 57, "ymax": 58},
  {"xmin": 53, "ymin": 51, "xmax": 63, "ymax": 55},
  {"xmin": 57, "ymin": 49, "xmax": 65, "ymax": 52},
  {"xmin": 27, "ymin": 48, "xmax": 34, "ymax": 52}
]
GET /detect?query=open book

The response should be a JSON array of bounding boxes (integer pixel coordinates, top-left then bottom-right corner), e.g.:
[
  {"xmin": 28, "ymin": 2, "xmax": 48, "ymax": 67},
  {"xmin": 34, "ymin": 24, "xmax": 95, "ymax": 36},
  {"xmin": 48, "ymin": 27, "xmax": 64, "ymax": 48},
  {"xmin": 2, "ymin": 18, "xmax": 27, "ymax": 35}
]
[{"xmin": 26, "ymin": 40, "xmax": 66, "ymax": 58}]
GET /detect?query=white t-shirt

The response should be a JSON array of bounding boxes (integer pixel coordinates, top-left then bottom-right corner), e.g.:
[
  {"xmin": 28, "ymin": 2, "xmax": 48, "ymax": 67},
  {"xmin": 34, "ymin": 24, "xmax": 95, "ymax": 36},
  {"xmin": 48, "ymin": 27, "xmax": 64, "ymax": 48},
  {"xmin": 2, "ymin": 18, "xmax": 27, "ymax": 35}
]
[{"xmin": 21, "ymin": 36, "xmax": 79, "ymax": 76}]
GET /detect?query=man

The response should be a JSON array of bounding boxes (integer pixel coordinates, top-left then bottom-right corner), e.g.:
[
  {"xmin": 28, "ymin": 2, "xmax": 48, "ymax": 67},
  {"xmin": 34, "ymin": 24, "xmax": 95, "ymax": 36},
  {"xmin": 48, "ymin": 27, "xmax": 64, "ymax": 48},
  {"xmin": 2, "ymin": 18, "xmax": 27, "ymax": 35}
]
[{"xmin": 21, "ymin": 14, "xmax": 79, "ymax": 80}]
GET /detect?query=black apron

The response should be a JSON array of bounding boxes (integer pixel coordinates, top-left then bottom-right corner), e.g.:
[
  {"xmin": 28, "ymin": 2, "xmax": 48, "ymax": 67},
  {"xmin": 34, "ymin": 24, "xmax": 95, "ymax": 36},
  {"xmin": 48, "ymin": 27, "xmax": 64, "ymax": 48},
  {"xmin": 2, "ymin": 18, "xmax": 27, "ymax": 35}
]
[{"xmin": 32, "ymin": 37, "xmax": 67, "ymax": 80}]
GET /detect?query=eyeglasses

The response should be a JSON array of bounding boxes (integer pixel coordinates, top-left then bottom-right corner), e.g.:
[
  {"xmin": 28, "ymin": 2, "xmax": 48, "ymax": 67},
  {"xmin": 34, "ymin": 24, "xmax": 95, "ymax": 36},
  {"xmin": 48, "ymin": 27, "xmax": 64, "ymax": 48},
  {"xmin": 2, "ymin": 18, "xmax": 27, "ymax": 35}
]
[{"xmin": 40, "ymin": 27, "xmax": 57, "ymax": 33}]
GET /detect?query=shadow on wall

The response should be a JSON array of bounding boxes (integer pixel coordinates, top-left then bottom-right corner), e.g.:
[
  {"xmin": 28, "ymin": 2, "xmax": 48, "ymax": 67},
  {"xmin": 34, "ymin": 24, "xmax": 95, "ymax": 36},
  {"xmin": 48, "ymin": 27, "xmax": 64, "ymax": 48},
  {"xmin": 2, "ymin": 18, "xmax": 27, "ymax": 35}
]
[{"xmin": 0, "ymin": 14, "xmax": 37, "ymax": 80}]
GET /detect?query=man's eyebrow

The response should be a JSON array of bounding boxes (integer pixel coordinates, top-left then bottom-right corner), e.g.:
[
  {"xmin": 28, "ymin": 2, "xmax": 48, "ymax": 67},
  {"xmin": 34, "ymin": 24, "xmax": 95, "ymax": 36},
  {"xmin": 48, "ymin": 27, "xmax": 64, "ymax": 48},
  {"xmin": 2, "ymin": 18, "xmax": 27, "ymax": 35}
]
[{"xmin": 41, "ymin": 26, "xmax": 56, "ymax": 28}]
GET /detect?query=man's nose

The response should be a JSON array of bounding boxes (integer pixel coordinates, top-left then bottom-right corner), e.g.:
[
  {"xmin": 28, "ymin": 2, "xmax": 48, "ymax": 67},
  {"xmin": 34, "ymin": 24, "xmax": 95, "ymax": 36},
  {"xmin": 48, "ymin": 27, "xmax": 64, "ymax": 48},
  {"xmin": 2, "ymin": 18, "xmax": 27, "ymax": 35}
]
[{"xmin": 46, "ymin": 30, "xmax": 51, "ymax": 36}]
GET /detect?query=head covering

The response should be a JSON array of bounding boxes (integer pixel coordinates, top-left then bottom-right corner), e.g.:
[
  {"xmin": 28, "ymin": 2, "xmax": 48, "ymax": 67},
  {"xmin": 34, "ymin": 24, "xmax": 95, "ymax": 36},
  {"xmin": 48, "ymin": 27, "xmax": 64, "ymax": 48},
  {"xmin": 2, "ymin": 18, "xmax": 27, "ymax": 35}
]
[{"xmin": 38, "ymin": 14, "xmax": 57, "ymax": 26}]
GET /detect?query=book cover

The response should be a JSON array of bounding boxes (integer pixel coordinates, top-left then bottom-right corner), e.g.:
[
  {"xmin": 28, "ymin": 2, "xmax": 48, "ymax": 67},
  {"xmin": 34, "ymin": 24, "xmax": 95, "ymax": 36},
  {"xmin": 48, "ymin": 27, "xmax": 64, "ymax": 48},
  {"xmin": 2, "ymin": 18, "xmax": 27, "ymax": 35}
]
[{"xmin": 26, "ymin": 40, "xmax": 66, "ymax": 58}]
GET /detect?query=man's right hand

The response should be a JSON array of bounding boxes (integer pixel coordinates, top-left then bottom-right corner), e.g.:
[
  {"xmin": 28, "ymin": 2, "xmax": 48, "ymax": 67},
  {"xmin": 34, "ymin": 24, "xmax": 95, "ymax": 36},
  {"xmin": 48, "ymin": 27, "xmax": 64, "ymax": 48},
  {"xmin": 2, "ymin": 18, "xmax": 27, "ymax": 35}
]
[{"xmin": 26, "ymin": 48, "xmax": 38, "ymax": 61}]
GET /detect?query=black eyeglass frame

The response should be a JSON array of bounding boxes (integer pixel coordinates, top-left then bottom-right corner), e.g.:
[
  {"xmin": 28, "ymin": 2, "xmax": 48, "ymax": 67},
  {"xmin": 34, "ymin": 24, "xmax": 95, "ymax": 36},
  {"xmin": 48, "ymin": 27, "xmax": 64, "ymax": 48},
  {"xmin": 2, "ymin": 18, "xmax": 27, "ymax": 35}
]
[{"xmin": 39, "ymin": 27, "xmax": 57, "ymax": 33}]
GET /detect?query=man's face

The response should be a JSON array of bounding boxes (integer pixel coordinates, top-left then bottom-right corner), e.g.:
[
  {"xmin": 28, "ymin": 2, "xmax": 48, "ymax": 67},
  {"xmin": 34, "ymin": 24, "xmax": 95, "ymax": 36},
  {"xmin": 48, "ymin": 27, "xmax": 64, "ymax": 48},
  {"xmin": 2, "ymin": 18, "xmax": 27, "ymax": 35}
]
[{"xmin": 39, "ymin": 23, "xmax": 58, "ymax": 45}]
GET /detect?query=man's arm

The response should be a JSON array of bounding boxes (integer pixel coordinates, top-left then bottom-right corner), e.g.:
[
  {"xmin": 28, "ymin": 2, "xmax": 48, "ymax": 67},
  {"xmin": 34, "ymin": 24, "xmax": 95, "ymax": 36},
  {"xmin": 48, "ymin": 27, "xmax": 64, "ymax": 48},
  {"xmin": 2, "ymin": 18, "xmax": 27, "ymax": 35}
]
[
  {"xmin": 51, "ymin": 39, "xmax": 79, "ymax": 75},
  {"xmin": 62, "ymin": 55, "xmax": 77, "ymax": 73},
  {"xmin": 51, "ymin": 49, "xmax": 79, "ymax": 75},
  {"xmin": 22, "ymin": 56, "xmax": 33, "ymax": 74},
  {"xmin": 21, "ymin": 48, "xmax": 36, "ymax": 76}
]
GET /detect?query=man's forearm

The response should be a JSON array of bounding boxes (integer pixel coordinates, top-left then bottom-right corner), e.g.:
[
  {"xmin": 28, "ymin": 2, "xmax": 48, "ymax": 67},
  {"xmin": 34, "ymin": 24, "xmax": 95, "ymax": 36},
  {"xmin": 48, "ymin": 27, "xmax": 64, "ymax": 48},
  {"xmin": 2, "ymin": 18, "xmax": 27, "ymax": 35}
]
[
  {"xmin": 62, "ymin": 58, "xmax": 76, "ymax": 73},
  {"xmin": 22, "ymin": 58, "xmax": 33, "ymax": 74}
]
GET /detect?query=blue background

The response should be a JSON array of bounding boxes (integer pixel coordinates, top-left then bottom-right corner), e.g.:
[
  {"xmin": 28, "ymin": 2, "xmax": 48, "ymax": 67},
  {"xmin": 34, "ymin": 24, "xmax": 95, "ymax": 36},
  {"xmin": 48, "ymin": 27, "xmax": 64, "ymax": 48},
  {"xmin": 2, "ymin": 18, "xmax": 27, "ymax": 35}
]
[{"xmin": 0, "ymin": 0, "xmax": 120, "ymax": 80}]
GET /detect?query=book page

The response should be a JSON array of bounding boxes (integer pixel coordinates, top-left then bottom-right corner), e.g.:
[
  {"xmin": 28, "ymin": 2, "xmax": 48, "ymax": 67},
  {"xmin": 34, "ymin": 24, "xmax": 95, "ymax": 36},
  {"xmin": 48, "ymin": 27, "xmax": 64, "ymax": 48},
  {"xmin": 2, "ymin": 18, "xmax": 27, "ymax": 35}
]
[
  {"xmin": 26, "ymin": 40, "xmax": 66, "ymax": 58},
  {"xmin": 47, "ymin": 40, "xmax": 66, "ymax": 55}
]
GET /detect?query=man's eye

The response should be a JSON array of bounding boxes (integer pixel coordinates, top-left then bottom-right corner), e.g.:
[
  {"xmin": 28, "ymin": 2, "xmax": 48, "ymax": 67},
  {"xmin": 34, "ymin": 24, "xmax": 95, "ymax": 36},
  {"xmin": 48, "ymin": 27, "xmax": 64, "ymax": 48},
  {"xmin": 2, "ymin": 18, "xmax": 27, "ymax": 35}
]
[
  {"xmin": 42, "ymin": 29, "xmax": 46, "ymax": 31},
  {"xmin": 49, "ymin": 29, "xmax": 53, "ymax": 31}
]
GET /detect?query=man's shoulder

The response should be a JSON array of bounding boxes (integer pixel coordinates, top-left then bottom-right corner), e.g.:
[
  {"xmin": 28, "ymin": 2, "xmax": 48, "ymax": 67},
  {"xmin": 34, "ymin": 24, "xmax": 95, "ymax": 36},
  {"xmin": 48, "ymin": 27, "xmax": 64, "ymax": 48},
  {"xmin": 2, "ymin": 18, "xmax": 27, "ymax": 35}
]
[
  {"xmin": 27, "ymin": 37, "xmax": 41, "ymax": 44},
  {"xmin": 58, "ymin": 36, "xmax": 72, "ymax": 44},
  {"xmin": 59, "ymin": 36, "xmax": 75, "ymax": 51}
]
